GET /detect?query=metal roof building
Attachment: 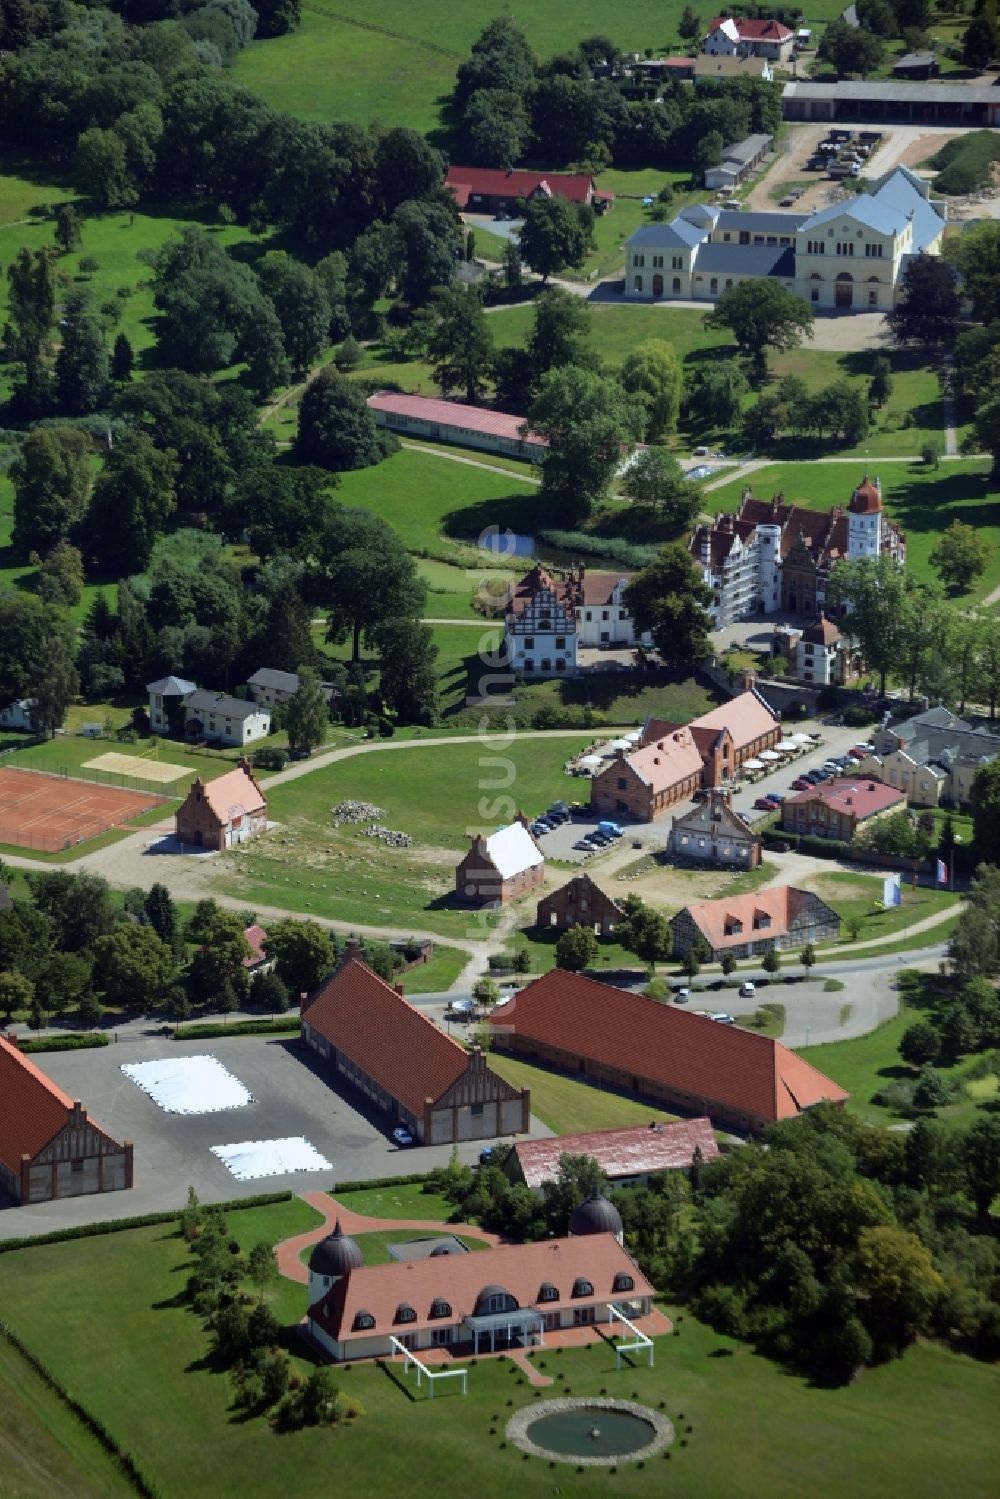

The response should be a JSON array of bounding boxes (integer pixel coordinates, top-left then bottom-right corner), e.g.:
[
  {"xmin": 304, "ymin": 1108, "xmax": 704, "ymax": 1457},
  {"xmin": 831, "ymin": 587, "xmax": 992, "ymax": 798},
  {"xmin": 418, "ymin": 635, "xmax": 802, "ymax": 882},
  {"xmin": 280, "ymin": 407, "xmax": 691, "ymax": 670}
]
[{"xmin": 783, "ymin": 79, "xmax": 1000, "ymax": 125}]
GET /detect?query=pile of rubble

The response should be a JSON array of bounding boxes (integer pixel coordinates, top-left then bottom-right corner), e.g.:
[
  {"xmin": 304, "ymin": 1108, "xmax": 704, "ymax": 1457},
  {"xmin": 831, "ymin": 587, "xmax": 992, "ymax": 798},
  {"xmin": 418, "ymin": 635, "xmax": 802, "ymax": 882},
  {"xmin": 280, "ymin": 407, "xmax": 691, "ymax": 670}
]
[
  {"xmin": 361, "ymin": 824, "xmax": 412, "ymax": 848},
  {"xmin": 331, "ymin": 800, "xmax": 386, "ymax": 826}
]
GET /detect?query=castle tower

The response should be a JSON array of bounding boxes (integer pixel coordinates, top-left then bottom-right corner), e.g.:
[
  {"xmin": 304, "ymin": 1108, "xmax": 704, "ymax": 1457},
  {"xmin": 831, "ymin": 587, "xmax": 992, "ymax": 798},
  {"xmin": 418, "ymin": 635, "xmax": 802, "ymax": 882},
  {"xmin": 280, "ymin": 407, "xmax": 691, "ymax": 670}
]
[
  {"xmin": 848, "ymin": 475, "xmax": 882, "ymax": 559},
  {"xmin": 307, "ymin": 1221, "xmax": 364, "ymax": 1307}
]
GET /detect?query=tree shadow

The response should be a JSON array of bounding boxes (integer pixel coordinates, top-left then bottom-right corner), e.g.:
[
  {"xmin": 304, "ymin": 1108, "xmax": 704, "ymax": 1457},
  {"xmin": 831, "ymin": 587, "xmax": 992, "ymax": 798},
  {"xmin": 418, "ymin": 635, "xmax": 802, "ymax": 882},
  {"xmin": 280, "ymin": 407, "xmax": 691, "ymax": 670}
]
[{"xmin": 443, "ymin": 490, "xmax": 550, "ymax": 542}]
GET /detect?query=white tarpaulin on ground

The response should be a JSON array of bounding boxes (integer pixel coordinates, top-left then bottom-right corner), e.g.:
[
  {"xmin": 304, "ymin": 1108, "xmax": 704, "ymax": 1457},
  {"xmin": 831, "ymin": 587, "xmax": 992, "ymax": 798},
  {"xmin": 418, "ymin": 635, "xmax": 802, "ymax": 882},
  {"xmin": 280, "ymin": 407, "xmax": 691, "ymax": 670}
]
[
  {"xmin": 121, "ymin": 1055, "xmax": 253, "ymax": 1114},
  {"xmin": 211, "ymin": 1137, "xmax": 332, "ymax": 1180}
]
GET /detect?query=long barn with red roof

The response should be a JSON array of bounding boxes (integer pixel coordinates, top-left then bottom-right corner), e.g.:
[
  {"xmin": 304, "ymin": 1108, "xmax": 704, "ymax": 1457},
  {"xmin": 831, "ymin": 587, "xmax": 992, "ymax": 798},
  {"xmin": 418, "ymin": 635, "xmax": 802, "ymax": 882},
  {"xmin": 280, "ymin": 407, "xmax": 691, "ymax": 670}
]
[
  {"xmin": 488, "ymin": 970, "xmax": 847, "ymax": 1134},
  {"xmin": 0, "ymin": 1036, "xmax": 132, "ymax": 1204}
]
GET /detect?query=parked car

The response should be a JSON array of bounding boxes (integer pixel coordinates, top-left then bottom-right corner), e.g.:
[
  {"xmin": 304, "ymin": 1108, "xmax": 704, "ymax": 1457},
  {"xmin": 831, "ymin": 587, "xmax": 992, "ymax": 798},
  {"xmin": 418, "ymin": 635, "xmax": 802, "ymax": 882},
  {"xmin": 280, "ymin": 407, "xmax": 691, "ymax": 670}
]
[
  {"xmin": 766, "ymin": 792, "xmax": 787, "ymax": 803},
  {"xmin": 710, "ymin": 1013, "xmax": 736, "ymax": 1025},
  {"xmin": 674, "ymin": 987, "xmax": 691, "ymax": 1002},
  {"xmin": 754, "ymin": 796, "xmax": 777, "ymax": 810},
  {"xmin": 597, "ymin": 820, "xmax": 624, "ymax": 837},
  {"xmin": 446, "ymin": 999, "xmax": 475, "ymax": 1021},
  {"xmin": 551, "ymin": 801, "xmax": 570, "ymax": 817},
  {"xmin": 739, "ymin": 981, "xmax": 756, "ymax": 998},
  {"xmin": 589, "ymin": 833, "xmax": 612, "ymax": 847},
  {"xmin": 573, "ymin": 838, "xmax": 594, "ymax": 851},
  {"xmin": 791, "ymin": 777, "xmax": 811, "ymax": 791},
  {"xmin": 392, "ymin": 1126, "xmax": 414, "ymax": 1147},
  {"xmin": 478, "ymin": 1146, "xmax": 493, "ymax": 1165},
  {"xmin": 692, "ymin": 788, "xmax": 710, "ymax": 802}
]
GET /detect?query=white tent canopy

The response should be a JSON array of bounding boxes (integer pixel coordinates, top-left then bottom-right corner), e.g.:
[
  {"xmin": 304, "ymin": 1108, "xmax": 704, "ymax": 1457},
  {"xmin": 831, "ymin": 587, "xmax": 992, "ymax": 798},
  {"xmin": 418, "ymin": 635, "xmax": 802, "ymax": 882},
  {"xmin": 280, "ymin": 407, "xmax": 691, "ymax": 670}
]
[
  {"xmin": 791, "ymin": 732, "xmax": 813, "ymax": 744},
  {"xmin": 211, "ymin": 1137, "xmax": 332, "ymax": 1181},
  {"xmin": 579, "ymin": 754, "xmax": 603, "ymax": 768},
  {"xmin": 775, "ymin": 739, "xmax": 798, "ymax": 752},
  {"xmin": 121, "ymin": 1056, "xmax": 253, "ymax": 1115},
  {"xmin": 610, "ymin": 739, "xmax": 632, "ymax": 751},
  {"xmin": 759, "ymin": 750, "xmax": 782, "ymax": 762},
  {"xmin": 742, "ymin": 758, "xmax": 765, "ymax": 771}
]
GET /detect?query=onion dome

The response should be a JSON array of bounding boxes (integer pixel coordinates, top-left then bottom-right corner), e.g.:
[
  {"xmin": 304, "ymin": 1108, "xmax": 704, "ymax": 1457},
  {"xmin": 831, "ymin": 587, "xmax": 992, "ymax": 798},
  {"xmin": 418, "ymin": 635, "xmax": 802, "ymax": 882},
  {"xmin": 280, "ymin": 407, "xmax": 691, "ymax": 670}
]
[
  {"xmin": 569, "ymin": 1192, "xmax": 623, "ymax": 1238},
  {"xmin": 308, "ymin": 1220, "xmax": 364, "ymax": 1277}
]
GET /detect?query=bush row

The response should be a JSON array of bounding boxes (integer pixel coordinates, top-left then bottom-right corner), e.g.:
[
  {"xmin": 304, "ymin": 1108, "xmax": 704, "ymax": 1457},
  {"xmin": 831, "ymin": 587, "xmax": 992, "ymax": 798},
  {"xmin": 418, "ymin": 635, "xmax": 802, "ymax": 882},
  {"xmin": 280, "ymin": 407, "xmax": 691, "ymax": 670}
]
[
  {"xmin": 17, "ymin": 1032, "xmax": 110, "ymax": 1053},
  {"xmin": 762, "ymin": 829, "xmax": 853, "ymax": 859},
  {"xmin": 0, "ymin": 1322, "xmax": 161, "ymax": 1499},
  {"xmin": 331, "ymin": 1173, "xmax": 432, "ymax": 1195},
  {"xmin": 172, "ymin": 1018, "xmax": 300, "ymax": 1040},
  {"xmin": 0, "ymin": 1192, "xmax": 292, "ymax": 1255},
  {"xmin": 536, "ymin": 528, "xmax": 659, "ymax": 569}
]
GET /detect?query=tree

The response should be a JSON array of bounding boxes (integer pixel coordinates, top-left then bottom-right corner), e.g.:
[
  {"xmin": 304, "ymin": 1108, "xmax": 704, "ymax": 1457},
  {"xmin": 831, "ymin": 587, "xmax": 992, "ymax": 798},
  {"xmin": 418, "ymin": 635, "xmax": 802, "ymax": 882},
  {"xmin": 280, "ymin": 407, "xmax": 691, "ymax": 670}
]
[
  {"xmin": 854, "ymin": 1223, "xmax": 942, "ymax": 1359},
  {"xmin": 28, "ymin": 871, "xmax": 116, "ymax": 952},
  {"xmin": 295, "ymin": 369, "xmax": 390, "ymax": 472},
  {"xmin": 256, "ymin": 253, "xmax": 331, "ymax": 375},
  {"xmin": 424, "ymin": 284, "xmax": 493, "ymax": 405},
  {"xmin": 0, "ymin": 593, "xmax": 78, "ymax": 738},
  {"xmin": 518, "ymin": 196, "xmax": 591, "ymax": 280},
  {"xmin": 54, "ymin": 203, "xmax": 81, "ymax": 255},
  {"xmin": 689, "ymin": 359, "xmax": 749, "ymax": 429},
  {"xmin": 11, "ymin": 426, "xmax": 92, "ymax": 558},
  {"xmin": 962, "ymin": 7, "xmax": 1000, "ymax": 68},
  {"xmin": 186, "ymin": 909, "xmax": 251, "ymax": 1002},
  {"xmin": 929, "ymin": 520, "xmax": 990, "ymax": 594},
  {"xmin": 952, "ymin": 220, "xmax": 1000, "ymax": 324},
  {"xmin": 620, "ymin": 339, "xmax": 683, "ymax": 441},
  {"xmin": 239, "ymin": 300, "xmax": 290, "ymax": 396},
  {"xmin": 970, "ymin": 762, "xmax": 1000, "ymax": 860},
  {"xmin": 800, "ymin": 943, "xmax": 816, "ymax": 974},
  {"xmin": 246, "ymin": 1241, "xmax": 277, "ymax": 1302},
  {"xmin": 617, "ymin": 897, "xmax": 673, "ymax": 970},
  {"xmin": 704, "ymin": 281, "xmax": 813, "ymax": 380},
  {"xmin": 153, "ymin": 227, "xmax": 264, "ymax": 373},
  {"xmin": 527, "ymin": 287, "xmax": 592, "ymax": 387},
  {"xmin": 373, "ymin": 618, "xmax": 439, "ymax": 725},
  {"xmin": 472, "ymin": 976, "xmax": 500, "ymax": 1008},
  {"xmin": 961, "ymin": 1116, "xmax": 1000, "ymax": 1217},
  {"xmin": 887, "ymin": 254, "xmax": 961, "ymax": 348},
  {"xmin": 334, "ymin": 334, "xmax": 362, "ymax": 373},
  {"xmin": 313, "ymin": 509, "xmax": 426, "ymax": 664},
  {"xmin": 86, "ymin": 432, "xmax": 177, "ymax": 574},
  {"xmin": 817, "ymin": 17, "xmax": 885, "ymax": 74},
  {"xmin": 263, "ymin": 918, "xmax": 334, "ymax": 996},
  {"xmin": 623, "ymin": 543, "xmax": 715, "ymax": 674},
  {"xmin": 762, "ymin": 947, "xmax": 781, "ymax": 974},
  {"xmin": 900, "ymin": 1020, "xmax": 941, "ymax": 1068},
  {"xmin": 75, "ymin": 127, "xmax": 136, "ymax": 208},
  {"xmin": 678, "ymin": 5, "xmax": 701, "ymax": 45},
  {"xmin": 55, "ymin": 291, "xmax": 109, "ymax": 415},
  {"xmin": 144, "ymin": 883, "xmax": 177, "ymax": 946},
  {"xmin": 826, "ymin": 554, "xmax": 909, "ymax": 697},
  {"xmin": 620, "ymin": 449, "xmax": 700, "ymax": 536},
  {"xmin": 111, "ymin": 332, "xmax": 133, "ymax": 384},
  {"xmin": 720, "ymin": 950, "xmax": 737, "ymax": 977},
  {"xmin": 692, "ymin": 130, "xmax": 725, "ymax": 181},
  {"xmin": 392, "ymin": 198, "xmax": 458, "ymax": 307},
  {"xmin": 868, "ymin": 355, "xmax": 893, "ymax": 408},
  {"xmin": 43, "ymin": 951, "xmax": 92, "ymax": 1016},
  {"xmin": 555, "ymin": 924, "xmax": 599, "ymax": 972},
  {"xmin": 527, "ymin": 365, "xmax": 643, "ymax": 523},
  {"xmin": 285, "ymin": 667, "xmax": 329, "ymax": 754},
  {"xmin": 0, "ymin": 970, "xmax": 35, "ymax": 1024},
  {"xmin": 91, "ymin": 925, "xmax": 175, "ymax": 1011},
  {"xmin": 251, "ymin": 968, "xmax": 289, "ymax": 1014}
]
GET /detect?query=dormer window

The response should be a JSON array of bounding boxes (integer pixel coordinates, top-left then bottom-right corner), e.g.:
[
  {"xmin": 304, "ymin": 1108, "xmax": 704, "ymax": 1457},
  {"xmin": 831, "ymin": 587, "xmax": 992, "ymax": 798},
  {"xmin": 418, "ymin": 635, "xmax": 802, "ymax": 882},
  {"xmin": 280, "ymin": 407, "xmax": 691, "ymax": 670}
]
[
  {"xmin": 395, "ymin": 1303, "xmax": 417, "ymax": 1324},
  {"xmin": 612, "ymin": 1273, "xmax": 634, "ymax": 1293},
  {"xmin": 537, "ymin": 1282, "xmax": 560, "ymax": 1303},
  {"xmin": 572, "ymin": 1277, "xmax": 594, "ymax": 1299},
  {"xmin": 352, "ymin": 1310, "xmax": 375, "ymax": 1331},
  {"xmin": 429, "ymin": 1298, "xmax": 452, "ymax": 1319}
]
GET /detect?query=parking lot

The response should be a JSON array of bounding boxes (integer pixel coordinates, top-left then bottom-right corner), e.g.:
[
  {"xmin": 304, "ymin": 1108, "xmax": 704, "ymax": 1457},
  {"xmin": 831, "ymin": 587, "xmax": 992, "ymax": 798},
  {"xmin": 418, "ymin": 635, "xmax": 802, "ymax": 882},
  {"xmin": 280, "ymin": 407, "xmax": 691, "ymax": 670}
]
[{"xmin": 0, "ymin": 1035, "xmax": 550, "ymax": 1238}]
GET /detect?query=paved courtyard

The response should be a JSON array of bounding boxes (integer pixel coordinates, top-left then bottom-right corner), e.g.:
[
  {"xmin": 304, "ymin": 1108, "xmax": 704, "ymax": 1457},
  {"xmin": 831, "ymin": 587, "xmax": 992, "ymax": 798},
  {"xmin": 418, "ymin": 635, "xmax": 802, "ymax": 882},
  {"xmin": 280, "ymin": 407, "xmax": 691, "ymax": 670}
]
[{"xmin": 0, "ymin": 1035, "xmax": 550, "ymax": 1239}]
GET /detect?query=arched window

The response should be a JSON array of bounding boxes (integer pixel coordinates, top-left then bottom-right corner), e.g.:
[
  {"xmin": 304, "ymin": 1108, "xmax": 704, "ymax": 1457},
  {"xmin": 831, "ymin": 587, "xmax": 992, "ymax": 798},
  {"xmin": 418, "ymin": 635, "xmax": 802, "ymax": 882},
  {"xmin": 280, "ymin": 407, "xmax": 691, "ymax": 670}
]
[
  {"xmin": 352, "ymin": 1310, "xmax": 375, "ymax": 1330},
  {"xmin": 612, "ymin": 1272, "xmax": 634, "ymax": 1293},
  {"xmin": 572, "ymin": 1277, "xmax": 594, "ymax": 1299},
  {"xmin": 395, "ymin": 1303, "xmax": 417, "ymax": 1324},
  {"xmin": 429, "ymin": 1298, "xmax": 452, "ymax": 1320},
  {"xmin": 537, "ymin": 1282, "xmax": 560, "ymax": 1303}
]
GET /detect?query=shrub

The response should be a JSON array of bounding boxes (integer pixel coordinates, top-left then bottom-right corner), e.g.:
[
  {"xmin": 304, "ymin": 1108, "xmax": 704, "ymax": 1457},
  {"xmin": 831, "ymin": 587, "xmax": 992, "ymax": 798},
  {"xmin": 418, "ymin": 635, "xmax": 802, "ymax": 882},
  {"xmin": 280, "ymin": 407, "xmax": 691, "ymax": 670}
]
[
  {"xmin": 172, "ymin": 1018, "xmax": 299, "ymax": 1040},
  {"xmin": 17, "ymin": 1032, "xmax": 109, "ymax": 1053},
  {"xmin": 252, "ymin": 746, "xmax": 288, "ymax": 771},
  {"xmin": 536, "ymin": 529, "xmax": 658, "ymax": 569}
]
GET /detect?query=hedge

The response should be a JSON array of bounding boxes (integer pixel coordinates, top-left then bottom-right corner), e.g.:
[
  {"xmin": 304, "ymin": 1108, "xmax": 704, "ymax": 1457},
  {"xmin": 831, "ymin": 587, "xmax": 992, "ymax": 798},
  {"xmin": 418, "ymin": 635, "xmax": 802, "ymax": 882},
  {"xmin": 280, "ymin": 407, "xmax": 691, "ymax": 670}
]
[
  {"xmin": 331, "ymin": 1173, "xmax": 434, "ymax": 1194},
  {"xmin": 0, "ymin": 1191, "xmax": 293, "ymax": 1255},
  {"xmin": 0, "ymin": 1322, "xmax": 161, "ymax": 1499},
  {"xmin": 172, "ymin": 1018, "xmax": 300, "ymax": 1040},
  {"xmin": 17, "ymin": 1032, "xmax": 110, "ymax": 1053},
  {"xmin": 536, "ymin": 529, "xmax": 659, "ymax": 569}
]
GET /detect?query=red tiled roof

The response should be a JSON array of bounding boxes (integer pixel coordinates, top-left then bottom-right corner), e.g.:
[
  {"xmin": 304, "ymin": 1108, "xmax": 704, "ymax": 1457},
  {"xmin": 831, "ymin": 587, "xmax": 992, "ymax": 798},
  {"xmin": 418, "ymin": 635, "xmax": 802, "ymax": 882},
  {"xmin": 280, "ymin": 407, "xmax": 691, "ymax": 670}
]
[
  {"xmin": 444, "ymin": 166, "xmax": 601, "ymax": 206},
  {"xmin": 366, "ymin": 390, "xmax": 546, "ymax": 448},
  {"xmin": 800, "ymin": 614, "xmax": 841, "ymax": 646},
  {"xmin": 303, "ymin": 960, "xmax": 472, "ymax": 1116},
  {"xmin": 0, "ymin": 1036, "xmax": 78, "ymax": 1174},
  {"xmin": 579, "ymin": 571, "xmax": 634, "ymax": 606},
  {"xmin": 782, "ymin": 777, "xmax": 905, "ymax": 821},
  {"xmin": 709, "ymin": 15, "xmax": 793, "ymax": 39},
  {"xmin": 849, "ymin": 478, "xmax": 883, "ymax": 514},
  {"xmin": 194, "ymin": 764, "xmax": 266, "ymax": 823},
  {"xmin": 309, "ymin": 1233, "xmax": 652, "ymax": 1345},
  {"xmin": 507, "ymin": 564, "xmax": 573, "ymax": 617},
  {"xmin": 243, "ymin": 923, "xmax": 268, "ymax": 967},
  {"xmin": 604, "ymin": 728, "xmax": 704, "ymax": 795},
  {"xmin": 681, "ymin": 885, "xmax": 806, "ymax": 952},
  {"xmin": 512, "ymin": 1118, "xmax": 718, "ymax": 1190},
  {"xmin": 685, "ymin": 689, "xmax": 779, "ymax": 753},
  {"xmin": 488, "ymin": 970, "xmax": 847, "ymax": 1123}
]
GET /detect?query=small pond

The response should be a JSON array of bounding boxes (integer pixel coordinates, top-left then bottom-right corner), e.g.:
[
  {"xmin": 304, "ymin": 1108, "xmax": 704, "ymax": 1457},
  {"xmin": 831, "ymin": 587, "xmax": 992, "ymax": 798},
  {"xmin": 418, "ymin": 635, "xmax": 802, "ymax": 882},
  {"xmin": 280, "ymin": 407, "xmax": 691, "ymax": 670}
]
[{"xmin": 527, "ymin": 1409, "xmax": 655, "ymax": 1458}]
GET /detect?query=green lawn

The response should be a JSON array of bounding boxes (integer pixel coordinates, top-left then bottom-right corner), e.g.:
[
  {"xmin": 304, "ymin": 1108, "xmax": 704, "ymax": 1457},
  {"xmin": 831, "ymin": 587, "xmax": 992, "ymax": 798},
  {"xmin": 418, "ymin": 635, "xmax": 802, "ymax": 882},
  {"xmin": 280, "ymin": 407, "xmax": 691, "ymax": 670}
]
[
  {"xmin": 3, "ymin": 729, "xmax": 283, "ymax": 799},
  {"xmin": 331, "ymin": 1181, "xmax": 455, "ymax": 1219},
  {"xmin": 803, "ymin": 872, "xmax": 960, "ymax": 947},
  {"xmin": 327, "ymin": 1228, "xmax": 490, "ymax": 1266},
  {"xmin": 508, "ymin": 924, "xmax": 644, "ymax": 980},
  {"xmin": 3, "ymin": 1202, "xmax": 998, "ymax": 1499},
  {"xmin": 0, "ymin": 1334, "xmax": 137, "ymax": 1499},
  {"xmin": 707, "ymin": 459, "xmax": 1000, "ymax": 602},
  {"xmin": 400, "ymin": 943, "xmax": 468, "ymax": 993},
  {"xmin": 487, "ymin": 1050, "xmax": 681, "ymax": 1133}
]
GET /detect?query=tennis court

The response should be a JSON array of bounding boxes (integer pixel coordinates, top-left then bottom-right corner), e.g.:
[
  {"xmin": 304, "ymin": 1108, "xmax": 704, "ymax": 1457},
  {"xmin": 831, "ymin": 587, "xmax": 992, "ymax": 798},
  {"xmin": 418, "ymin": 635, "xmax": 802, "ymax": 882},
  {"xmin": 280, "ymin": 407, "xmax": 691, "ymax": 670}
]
[{"xmin": 0, "ymin": 767, "xmax": 167, "ymax": 852}]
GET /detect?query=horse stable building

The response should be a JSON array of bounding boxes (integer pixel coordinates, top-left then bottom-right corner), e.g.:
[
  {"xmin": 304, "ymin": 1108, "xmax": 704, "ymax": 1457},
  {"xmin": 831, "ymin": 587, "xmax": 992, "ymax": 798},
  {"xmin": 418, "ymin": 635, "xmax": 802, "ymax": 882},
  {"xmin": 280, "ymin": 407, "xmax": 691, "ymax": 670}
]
[
  {"xmin": 0, "ymin": 1036, "xmax": 133, "ymax": 1205},
  {"xmin": 301, "ymin": 958, "xmax": 530, "ymax": 1146},
  {"xmin": 488, "ymin": 970, "xmax": 847, "ymax": 1134}
]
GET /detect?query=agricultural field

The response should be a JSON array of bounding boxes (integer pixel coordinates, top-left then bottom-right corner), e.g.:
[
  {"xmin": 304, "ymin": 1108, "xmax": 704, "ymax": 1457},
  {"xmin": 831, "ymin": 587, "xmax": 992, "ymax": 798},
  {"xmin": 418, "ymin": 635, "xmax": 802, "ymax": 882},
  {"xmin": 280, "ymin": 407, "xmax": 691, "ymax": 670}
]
[
  {"xmin": 1, "ymin": 1202, "xmax": 997, "ymax": 1499},
  {"xmin": 707, "ymin": 459, "xmax": 1000, "ymax": 602}
]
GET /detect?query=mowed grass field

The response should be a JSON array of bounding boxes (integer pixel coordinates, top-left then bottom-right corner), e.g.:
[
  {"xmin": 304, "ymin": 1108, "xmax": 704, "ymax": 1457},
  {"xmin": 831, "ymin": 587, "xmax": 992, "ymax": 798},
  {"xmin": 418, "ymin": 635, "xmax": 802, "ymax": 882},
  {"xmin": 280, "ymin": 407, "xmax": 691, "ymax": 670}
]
[
  {"xmin": 487, "ymin": 1051, "xmax": 680, "ymax": 1132},
  {"xmin": 707, "ymin": 458, "xmax": 1000, "ymax": 601},
  {"xmin": 1, "ymin": 1204, "xmax": 997, "ymax": 1499}
]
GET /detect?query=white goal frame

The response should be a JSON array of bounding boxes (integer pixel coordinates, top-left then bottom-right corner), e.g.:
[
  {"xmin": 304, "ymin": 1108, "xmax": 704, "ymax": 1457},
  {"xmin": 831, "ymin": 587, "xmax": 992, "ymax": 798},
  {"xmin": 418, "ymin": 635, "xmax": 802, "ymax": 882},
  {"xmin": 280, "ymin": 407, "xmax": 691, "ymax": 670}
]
[
  {"xmin": 608, "ymin": 1304, "xmax": 655, "ymax": 1369},
  {"xmin": 389, "ymin": 1336, "xmax": 468, "ymax": 1398}
]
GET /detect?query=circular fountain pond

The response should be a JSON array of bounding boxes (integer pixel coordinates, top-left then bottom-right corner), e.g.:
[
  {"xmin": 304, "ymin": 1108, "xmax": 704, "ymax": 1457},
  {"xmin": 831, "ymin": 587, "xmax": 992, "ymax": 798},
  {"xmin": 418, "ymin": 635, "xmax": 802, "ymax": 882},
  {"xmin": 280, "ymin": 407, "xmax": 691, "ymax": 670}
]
[{"xmin": 507, "ymin": 1399, "xmax": 674, "ymax": 1467}]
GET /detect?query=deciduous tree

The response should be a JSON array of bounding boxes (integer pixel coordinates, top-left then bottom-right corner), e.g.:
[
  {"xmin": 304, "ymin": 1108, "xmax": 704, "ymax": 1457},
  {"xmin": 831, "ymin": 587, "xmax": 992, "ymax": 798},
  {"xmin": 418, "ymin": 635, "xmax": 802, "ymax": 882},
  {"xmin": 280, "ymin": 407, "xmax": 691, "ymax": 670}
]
[
  {"xmin": 518, "ymin": 195, "xmax": 591, "ymax": 280},
  {"xmin": 11, "ymin": 426, "xmax": 92, "ymax": 558},
  {"xmin": 424, "ymin": 283, "xmax": 493, "ymax": 404},
  {"xmin": 527, "ymin": 364, "xmax": 643, "ymax": 523},
  {"xmin": 620, "ymin": 338, "xmax": 683, "ymax": 440},
  {"xmin": 704, "ymin": 281, "xmax": 813, "ymax": 380},
  {"xmin": 623, "ymin": 544, "xmax": 714, "ymax": 675},
  {"xmin": 263, "ymin": 918, "xmax": 334, "ymax": 996},
  {"xmin": 555, "ymin": 923, "xmax": 599, "ymax": 972},
  {"xmin": 887, "ymin": 254, "xmax": 961, "ymax": 348},
  {"xmin": 930, "ymin": 520, "xmax": 990, "ymax": 593},
  {"xmin": 284, "ymin": 667, "xmax": 329, "ymax": 754}
]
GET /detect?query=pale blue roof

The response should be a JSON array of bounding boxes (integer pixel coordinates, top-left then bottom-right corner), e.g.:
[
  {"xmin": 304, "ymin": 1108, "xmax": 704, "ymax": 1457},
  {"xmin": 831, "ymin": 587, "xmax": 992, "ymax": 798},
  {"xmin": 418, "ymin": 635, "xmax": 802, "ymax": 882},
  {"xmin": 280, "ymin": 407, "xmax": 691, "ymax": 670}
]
[
  {"xmin": 801, "ymin": 167, "xmax": 944, "ymax": 250},
  {"xmin": 628, "ymin": 218, "xmax": 707, "ymax": 250},
  {"xmin": 801, "ymin": 196, "xmax": 902, "ymax": 236}
]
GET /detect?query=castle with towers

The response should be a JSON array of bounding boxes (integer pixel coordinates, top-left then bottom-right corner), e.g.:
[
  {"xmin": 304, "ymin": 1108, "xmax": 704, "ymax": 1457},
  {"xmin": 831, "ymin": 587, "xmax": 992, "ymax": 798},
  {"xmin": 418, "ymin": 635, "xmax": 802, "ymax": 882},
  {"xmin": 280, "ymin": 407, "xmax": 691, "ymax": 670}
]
[{"xmin": 690, "ymin": 476, "xmax": 906, "ymax": 629}]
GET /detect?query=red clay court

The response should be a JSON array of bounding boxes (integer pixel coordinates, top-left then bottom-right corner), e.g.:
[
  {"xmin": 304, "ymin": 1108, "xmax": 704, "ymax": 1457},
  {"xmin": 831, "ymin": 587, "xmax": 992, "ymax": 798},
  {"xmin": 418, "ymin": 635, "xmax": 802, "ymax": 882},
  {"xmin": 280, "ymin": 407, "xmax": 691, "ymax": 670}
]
[{"xmin": 0, "ymin": 767, "xmax": 167, "ymax": 852}]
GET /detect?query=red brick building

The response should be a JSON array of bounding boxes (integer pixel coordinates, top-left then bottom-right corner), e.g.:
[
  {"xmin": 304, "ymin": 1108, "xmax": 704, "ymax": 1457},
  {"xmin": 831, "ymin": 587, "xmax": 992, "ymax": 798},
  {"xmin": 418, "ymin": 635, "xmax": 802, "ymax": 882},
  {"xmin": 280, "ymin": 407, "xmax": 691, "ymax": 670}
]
[
  {"xmin": 302, "ymin": 959, "xmax": 530, "ymax": 1145},
  {"xmin": 444, "ymin": 166, "xmax": 606, "ymax": 214},
  {"xmin": 536, "ymin": 875, "xmax": 623, "ymax": 936},
  {"xmin": 488, "ymin": 969, "xmax": 847, "ymax": 1133},
  {"xmin": 175, "ymin": 760, "xmax": 267, "ymax": 851},
  {"xmin": 780, "ymin": 776, "xmax": 906, "ymax": 842},
  {"xmin": 0, "ymin": 1037, "xmax": 132, "ymax": 1204},
  {"xmin": 455, "ymin": 818, "xmax": 544, "ymax": 906}
]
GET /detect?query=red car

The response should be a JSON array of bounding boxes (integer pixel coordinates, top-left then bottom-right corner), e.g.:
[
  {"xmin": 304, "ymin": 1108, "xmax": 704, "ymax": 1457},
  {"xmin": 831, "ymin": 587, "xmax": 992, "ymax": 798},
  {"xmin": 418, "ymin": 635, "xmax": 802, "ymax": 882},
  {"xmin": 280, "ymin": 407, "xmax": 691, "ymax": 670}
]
[
  {"xmin": 791, "ymin": 777, "xmax": 810, "ymax": 790},
  {"xmin": 753, "ymin": 796, "xmax": 778, "ymax": 811}
]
